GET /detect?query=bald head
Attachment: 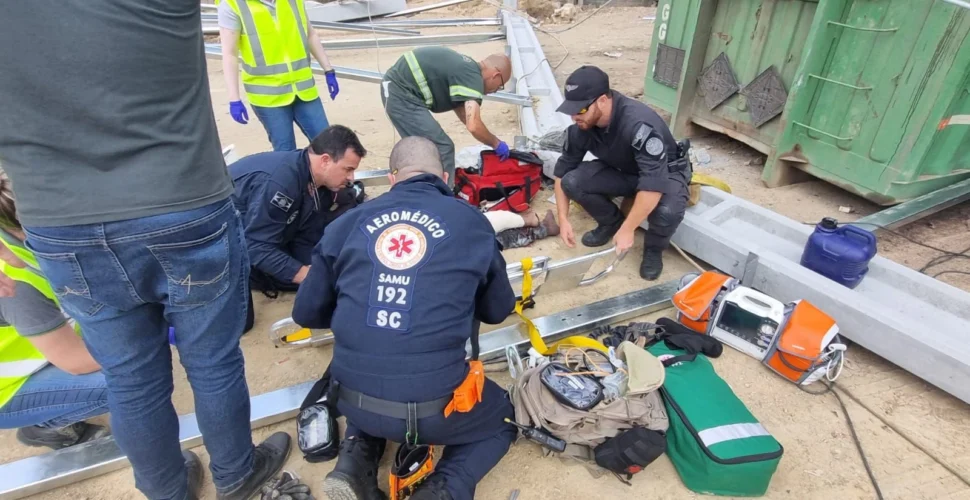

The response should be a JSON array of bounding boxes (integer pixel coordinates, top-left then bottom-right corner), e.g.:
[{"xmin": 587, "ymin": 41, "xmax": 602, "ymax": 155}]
[
  {"xmin": 480, "ymin": 53, "xmax": 512, "ymax": 93},
  {"xmin": 389, "ymin": 137, "xmax": 444, "ymax": 182}
]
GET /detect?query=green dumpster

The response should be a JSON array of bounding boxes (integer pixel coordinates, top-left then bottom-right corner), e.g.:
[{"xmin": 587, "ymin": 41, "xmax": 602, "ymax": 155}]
[{"xmin": 643, "ymin": 0, "xmax": 970, "ymax": 205}]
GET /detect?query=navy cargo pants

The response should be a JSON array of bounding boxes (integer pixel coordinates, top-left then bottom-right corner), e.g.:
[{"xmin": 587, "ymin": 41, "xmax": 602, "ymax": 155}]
[
  {"xmin": 380, "ymin": 81, "xmax": 456, "ymax": 187},
  {"xmin": 336, "ymin": 378, "xmax": 516, "ymax": 500},
  {"xmin": 560, "ymin": 160, "xmax": 690, "ymax": 251}
]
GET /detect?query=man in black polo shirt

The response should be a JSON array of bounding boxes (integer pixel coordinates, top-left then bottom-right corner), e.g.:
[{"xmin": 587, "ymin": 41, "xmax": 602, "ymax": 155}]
[{"xmin": 552, "ymin": 66, "xmax": 692, "ymax": 280}]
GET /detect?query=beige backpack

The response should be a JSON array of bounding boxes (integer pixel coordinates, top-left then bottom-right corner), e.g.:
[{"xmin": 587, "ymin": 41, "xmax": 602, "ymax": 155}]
[{"xmin": 510, "ymin": 361, "xmax": 669, "ymax": 473}]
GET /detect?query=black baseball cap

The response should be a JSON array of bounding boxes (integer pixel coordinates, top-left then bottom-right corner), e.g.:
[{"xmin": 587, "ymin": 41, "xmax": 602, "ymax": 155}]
[{"xmin": 556, "ymin": 65, "xmax": 610, "ymax": 115}]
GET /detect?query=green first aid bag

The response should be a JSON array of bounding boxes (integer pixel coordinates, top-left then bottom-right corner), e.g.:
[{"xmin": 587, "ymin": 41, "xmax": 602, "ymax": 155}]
[{"xmin": 648, "ymin": 344, "xmax": 783, "ymax": 497}]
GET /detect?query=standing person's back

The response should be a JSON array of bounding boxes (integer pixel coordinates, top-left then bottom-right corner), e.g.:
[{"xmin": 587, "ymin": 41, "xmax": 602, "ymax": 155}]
[{"xmin": 0, "ymin": 2, "xmax": 292, "ymax": 499}]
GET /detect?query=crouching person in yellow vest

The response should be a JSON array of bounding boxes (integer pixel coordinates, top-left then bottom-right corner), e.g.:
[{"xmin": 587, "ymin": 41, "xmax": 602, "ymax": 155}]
[
  {"xmin": 0, "ymin": 174, "xmax": 109, "ymax": 450},
  {"xmin": 218, "ymin": 0, "xmax": 340, "ymax": 151}
]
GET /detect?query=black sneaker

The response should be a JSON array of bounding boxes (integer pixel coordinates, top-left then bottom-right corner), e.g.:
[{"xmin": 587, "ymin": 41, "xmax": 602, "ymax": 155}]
[
  {"xmin": 409, "ymin": 474, "xmax": 452, "ymax": 500},
  {"xmin": 321, "ymin": 435, "xmax": 388, "ymax": 500},
  {"xmin": 581, "ymin": 221, "xmax": 622, "ymax": 247},
  {"xmin": 640, "ymin": 247, "xmax": 665, "ymax": 281},
  {"xmin": 16, "ymin": 422, "xmax": 109, "ymax": 450},
  {"xmin": 184, "ymin": 450, "xmax": 204, "ymax": 500},
  {"xmin": 217, "ymin": 431, "xmax": 292, "ymax": 500}
]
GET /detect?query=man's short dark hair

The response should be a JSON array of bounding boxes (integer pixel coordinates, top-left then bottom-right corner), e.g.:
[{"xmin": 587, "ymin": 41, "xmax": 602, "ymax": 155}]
[{"xmin": 309, "ymin": 125, "xmax": 367, "ymax": 161}]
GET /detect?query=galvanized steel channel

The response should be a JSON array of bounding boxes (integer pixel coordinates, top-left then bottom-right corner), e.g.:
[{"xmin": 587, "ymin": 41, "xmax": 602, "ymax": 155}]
[{"xmin": 0, "ymin": 284, "xmax": 676, "ymax": 499}]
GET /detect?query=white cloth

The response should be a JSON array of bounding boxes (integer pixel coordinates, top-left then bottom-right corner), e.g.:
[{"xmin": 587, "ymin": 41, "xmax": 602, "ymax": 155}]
[{"xmin": 485, "ymin": 210, "xmax": 525, "ymax": 234}]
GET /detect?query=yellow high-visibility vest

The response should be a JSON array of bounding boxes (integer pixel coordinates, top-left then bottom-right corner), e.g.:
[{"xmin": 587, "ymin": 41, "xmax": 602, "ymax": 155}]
[
  {"xmin": 0, "ymin": 237, "xmax": 62, "ymax": 408},
  {"xmin": 223, "ymin": 0, "xmax": 319, "ymax": 108}
]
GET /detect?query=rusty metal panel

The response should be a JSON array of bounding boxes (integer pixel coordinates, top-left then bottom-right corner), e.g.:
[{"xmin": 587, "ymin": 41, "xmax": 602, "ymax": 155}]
[
  {"xmin": 654, "ymin": 43, "xmax": 686, "ymax": 88},
  {"xmin": 741, "ymin": 65, "xmax": 787, "ymax": 127},
  {"xmin": 698, "ymin": 52, "xmax": 740, "ymax": 110}
]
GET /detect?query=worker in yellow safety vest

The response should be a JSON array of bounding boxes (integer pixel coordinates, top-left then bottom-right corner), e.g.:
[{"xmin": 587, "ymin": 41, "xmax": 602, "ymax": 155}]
[
  {"xmin": 0, "ymin": 172, "xmax": 110, "ymax": 450},
  {"xmin": 218, "ymin": 0, "xmax": 340, "ymax": 151}
]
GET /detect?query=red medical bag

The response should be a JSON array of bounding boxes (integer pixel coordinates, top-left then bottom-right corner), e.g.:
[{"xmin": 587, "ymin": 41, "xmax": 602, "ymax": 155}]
[{"xmin": 454, "ymin": 150, "xmax": 544, "ymax": 213}]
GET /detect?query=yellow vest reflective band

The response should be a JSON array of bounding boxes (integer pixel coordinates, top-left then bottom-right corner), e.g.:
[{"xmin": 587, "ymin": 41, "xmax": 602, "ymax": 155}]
[
  {"xmin": 0, "ymin": 239, "xmax": 59, "ymax": 408},
  {"xmin": 225, "ymin": 0, "xmax": 319, "ymax": 108}
]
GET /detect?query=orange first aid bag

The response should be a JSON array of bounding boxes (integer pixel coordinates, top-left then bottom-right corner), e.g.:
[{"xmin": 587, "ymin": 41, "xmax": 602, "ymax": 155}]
[
  {"xmin": 763, "ymin": 300, "xmax": 845, "ymax": 385},
  {"xmin": 672, "ymin": 271, "xmax": 738, "ymax": 334}
]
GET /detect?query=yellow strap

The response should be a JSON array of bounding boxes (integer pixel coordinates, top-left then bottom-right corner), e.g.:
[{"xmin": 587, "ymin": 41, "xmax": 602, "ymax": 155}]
[
  {"xmin": 690, "ymin": 173, "xmax": 731, "ymax": 193},
  {"xmin": 514, "ymin": 258, "xmax": 608, "ymax": 356}
]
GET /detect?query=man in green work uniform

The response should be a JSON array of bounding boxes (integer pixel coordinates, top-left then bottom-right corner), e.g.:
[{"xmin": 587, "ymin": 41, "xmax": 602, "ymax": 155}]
[{"xmin": 381, "ymin": 46, "xmax": 513, "ymax": 186}]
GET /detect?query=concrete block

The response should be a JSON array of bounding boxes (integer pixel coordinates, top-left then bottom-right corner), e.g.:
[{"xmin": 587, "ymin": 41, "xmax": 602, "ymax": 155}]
[{"xmin": 663, "ymin": 187, "xmax": 970, "ymax": 404}]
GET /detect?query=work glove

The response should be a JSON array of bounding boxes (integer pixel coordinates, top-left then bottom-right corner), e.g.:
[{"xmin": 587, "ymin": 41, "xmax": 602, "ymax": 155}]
[
  {"xmin": 495, "ymin": 140, "xmax": 510, "ymax": 161},
  {"xmin": 260, "ymin": 471, "xmax": 314, "ymax": 500},
  {"xmin": 325, "ymin": 70, "xmax": 339, "ymax": 100},
  {"xmin": 229, "ymin": 100, "xmax": 249, "ymax": 125}
]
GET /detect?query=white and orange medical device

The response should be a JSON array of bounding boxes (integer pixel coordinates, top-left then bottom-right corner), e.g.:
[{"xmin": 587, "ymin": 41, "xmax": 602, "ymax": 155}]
[{"xmin": 673, "ymin": 272, "xmax": 846, "ymax": 385}]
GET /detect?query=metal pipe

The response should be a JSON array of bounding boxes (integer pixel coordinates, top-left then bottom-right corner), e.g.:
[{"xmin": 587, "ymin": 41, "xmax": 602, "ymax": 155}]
[
  {"xmin": 318, "ymin": 32, "xmax": 504, "ymax": 50},
  {"xmin": 0, "ymin": 283, "xmax": 676, "ymax": 498},
  {"xmin": 853, "ymin": 178, "xmax": 970, "ymax": 230},
  {"xmin": 203, "ymin": 44, "xmax": 531, "ymax": 107},
  {"xmin": 200, "ymin": 15, "xmax": 422, "ymax": 36},
  {"xmin": 384, "ymin": 0, "xmax": 475, "ymax": 18},
  {"xmin": 351, "ymin": 17, "xmax": 501, "ymax": 27},
  {"xmin": 944, "ymin": 0, "xmax": 970, "ymax": 10}
]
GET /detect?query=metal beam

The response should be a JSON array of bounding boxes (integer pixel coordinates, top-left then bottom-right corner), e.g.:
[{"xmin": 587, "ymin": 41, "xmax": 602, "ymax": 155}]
[
  {"xmin": 503, "ymin": 11, "xmax": 592, "ymax": 176},
  {"xmin": 318, "ymin": 32, "xmax": 505, "ymax": 50},
  {"xmin": 0, "ymin": 382, "xmax": 311, "ymax": 500},
  {"xmin": 668, "ymin": 187, "xmax": 970, "ymax": 405},
  {"xmin": 203, "ymin": 44, "xmax": 531, "ymax": 107},
  {"xmin": 0, "ymin": 284, "xmax": 676, "ymax": 499},
  {"xmin": 852, "ymin": 178, "xmax": 970, "ymax": 230},
  {"xmin": 477, "ymin": 280, "xmax": 678, "ymax": 360},
  {"xmin": 305, "ymin": 0, "xmax": 406, "ymax": 23},
  {"xmin": 384, "ymin": 0, "xmax": 475, "ymax": 17},
  {"xmin": 200, "ymin": 15, "xmax": 422, "ymax": 36},
  {"xmin": 352, "ymin": 17, "xmax": 501, "ymax": 27}
]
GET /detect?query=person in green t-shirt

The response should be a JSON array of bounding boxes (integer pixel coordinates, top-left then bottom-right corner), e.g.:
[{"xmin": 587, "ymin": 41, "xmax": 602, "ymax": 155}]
[{"xmin": 381, "ymin": 46, "xmax": 513, "ymax": 186}]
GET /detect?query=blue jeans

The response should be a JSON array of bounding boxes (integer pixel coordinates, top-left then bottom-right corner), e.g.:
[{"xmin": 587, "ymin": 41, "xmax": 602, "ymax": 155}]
[
  {"xmin": 0, "ymin": 364, "xmax": 109, "ymax": 429},
  {"xmin": 24, "ymin": 199, "xmax": 255, "ymax": 500},
  {"xmin": 251, "ymin": 96, "xmax": 329, "ymax": 151}
]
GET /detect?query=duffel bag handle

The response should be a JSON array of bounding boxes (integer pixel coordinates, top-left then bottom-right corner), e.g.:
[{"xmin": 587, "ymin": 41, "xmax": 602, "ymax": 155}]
[{"xmin": 661, "ymin": 354, "xmax": 697, "ymax": 367}]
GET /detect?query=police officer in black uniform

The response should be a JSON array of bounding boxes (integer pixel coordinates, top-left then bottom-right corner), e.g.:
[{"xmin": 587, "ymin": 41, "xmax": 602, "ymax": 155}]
[
  {"xmin": 230, "ymin": 125, "xmax": 367, "ymax": 298},
  {"xmin": 552, "ymin": 65, "xmax": 691, "ymax": 280},
  {"xmin": 292, "ymin": 136, "xmax": 517, "ymax": 500}
]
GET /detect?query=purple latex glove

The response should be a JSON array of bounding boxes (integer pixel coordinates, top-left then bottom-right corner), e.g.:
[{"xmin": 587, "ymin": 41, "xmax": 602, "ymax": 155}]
[
  {"xmin": 229, "ymin": 100, "xmax": 249, "ymax": 124},
  {"xmin": 325, "ymin": 70, "xmax": 339, "ymax": 100},
  {"xmin": 495, "ymin": 140, "xmax": 510, "ymax": 161}
]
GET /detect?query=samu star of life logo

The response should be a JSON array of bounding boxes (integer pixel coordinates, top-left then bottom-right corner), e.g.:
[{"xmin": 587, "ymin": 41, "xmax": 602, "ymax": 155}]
[{"xmin": 375, "ymin": 224, "xmax": 427, "ymax": 270}]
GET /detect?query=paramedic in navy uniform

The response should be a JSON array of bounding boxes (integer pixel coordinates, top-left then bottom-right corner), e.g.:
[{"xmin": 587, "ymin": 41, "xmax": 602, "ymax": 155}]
[{"xmin": 292, "ymin": 136, "xmax": 517, "ymax": 500}]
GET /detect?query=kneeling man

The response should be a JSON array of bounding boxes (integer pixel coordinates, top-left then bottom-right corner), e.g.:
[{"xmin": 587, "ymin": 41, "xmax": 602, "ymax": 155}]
[
  {"xmin": 293, "ymin": 137, "xmax": 517, "ymax": 500},
  {"xmin": 231, "ymin": 125, "xmax": 367, "ymax": 295},
  {"xmin": 552, "ymin": 66, "xmax": 691, "ymax": 280}
]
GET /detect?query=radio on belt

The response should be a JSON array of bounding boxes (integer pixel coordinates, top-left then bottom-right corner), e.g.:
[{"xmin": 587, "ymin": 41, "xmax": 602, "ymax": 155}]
[{"xmin": 672, "ymin": 271, "xmax": 847, "ymax": 386}]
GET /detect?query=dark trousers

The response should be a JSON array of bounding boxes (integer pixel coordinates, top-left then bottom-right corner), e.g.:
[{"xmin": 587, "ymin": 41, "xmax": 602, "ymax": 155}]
[
  {"xmin": 381, "ymin": 82, "xmax": 456, "ymax": 187},
  {"xmin": 560, "ymin": 160, "xmax": 688, "ymax": 250},
  {"xmin": 336, "ymin": 379, "xmax": 516, "ymax": 500}
]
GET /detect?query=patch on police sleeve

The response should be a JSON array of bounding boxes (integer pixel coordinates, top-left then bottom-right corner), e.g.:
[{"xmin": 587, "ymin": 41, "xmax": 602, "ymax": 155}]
[
  {"xmin": 645, "ymin": 136, "xmax": 665, "ymax": 156},
  {"xmin": 271, "ymin": 191, "xmax": 294, "ymax": 213},
  {"xmin": 375, "ymin": 224, "xmax": 428, "ymax": 271},
  {"xmin": 632, "ymin": 123, "xmax": 652, "ymax": 151}
]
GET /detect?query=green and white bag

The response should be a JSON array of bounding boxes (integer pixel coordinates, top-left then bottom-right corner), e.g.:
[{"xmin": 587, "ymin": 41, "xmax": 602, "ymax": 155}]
[{"xmin": 648, "ymin": 344, "xmax": 783, "ymax": 497}]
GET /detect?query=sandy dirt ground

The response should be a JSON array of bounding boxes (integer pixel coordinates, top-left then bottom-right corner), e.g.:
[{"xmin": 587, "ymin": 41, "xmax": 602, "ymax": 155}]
[{"xmin": 4, "ymin": 2, "xmax": 970, "ymax": 499}]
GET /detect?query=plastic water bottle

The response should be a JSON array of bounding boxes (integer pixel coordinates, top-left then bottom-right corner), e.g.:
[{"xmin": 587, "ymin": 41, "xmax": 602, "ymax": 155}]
[{"xmin": 800, "ymin": 217, "xmax": 877, "ymax": 289}]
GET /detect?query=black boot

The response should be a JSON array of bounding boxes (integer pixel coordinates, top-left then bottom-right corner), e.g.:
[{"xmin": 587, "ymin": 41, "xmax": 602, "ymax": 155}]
[
  {"xmin": 217, "ymin": 431, "xmax": 292, "ymax": 500},
  {"xmin": 322, "ymin": 435, "xmax": 388, "ymax": 500},
  {"xmin": 581, "ymin": 221, "xmax": 622, "ymax": 247},
  {"xmin": 640, "ymin": 246, "xmax": 665, "ymax": 281},
  {"xmin": 409, "ymin": 474, "xmax": 452, "ymax": 500},
  {"xmin": 184, "ymin": 450, "xmax": 204, "ymax": 500},
  {"xmin": 16, "ymin": 422, "xmax": 109, "ymax": 450}
]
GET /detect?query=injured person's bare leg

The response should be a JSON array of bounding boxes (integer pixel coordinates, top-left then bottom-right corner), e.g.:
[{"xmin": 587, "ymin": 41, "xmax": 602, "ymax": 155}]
[{"xmin": 495, "ymin": 210, "xmax": 560, "ymax": 249}]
